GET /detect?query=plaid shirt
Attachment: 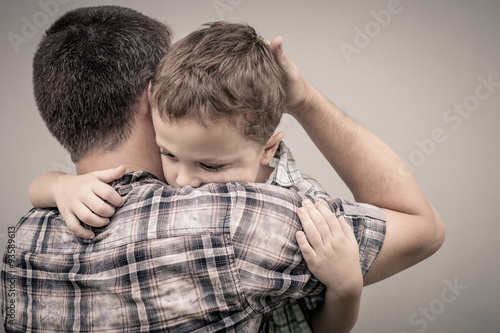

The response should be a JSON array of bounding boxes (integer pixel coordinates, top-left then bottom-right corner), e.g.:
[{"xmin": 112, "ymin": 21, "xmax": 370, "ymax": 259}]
[
  {"xmin": 2, "ymin": 145, "xmax": 385, "ymax": 332},
  {"xmin": 264, "ymin": 142, "xmax": 385, "ymax": 332}
]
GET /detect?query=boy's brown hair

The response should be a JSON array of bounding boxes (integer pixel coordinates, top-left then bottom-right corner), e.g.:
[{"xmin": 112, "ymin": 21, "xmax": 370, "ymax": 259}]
[{"xmin": 151, "ymin": 22, "xmax": 286, "ymax": 146}]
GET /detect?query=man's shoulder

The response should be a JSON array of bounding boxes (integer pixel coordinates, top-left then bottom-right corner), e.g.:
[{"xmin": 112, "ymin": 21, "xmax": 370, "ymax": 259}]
[{"xmin": 120, "ymin": 171, "xmax": 305, "ymax": 210}]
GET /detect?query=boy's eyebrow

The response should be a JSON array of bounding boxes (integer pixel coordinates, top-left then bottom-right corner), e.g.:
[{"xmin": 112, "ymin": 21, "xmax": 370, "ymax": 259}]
[
  {"xmin": 158, "ymin": 144, "xmax": 235, "ymax": 164},
  {"xmin": 196, "ymin": 156, "xmax": 235, "ymax": 165}
]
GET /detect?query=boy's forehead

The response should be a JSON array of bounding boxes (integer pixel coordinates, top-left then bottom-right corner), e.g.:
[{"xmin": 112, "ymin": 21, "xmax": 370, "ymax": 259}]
[{"xmin": 154, "ymin": 115, "xmax": 261, "ymax": 156}]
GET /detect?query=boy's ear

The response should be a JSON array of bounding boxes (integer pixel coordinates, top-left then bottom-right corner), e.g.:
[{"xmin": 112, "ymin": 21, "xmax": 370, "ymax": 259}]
[{"xmin": 260, "ymin": 131, "xmax": 285, "ymax": 166}]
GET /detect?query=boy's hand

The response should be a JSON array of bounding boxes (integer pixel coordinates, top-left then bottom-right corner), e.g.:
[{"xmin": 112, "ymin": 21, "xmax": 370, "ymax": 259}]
[
  {"xmin": 269, "ymin": 36, "xmax": 314, "ymax": 118},
  {"xmin": 296, "ymin": 199, "xmax": 363, "ymax": 296},
  {"xmin": 54, "ymin": 166, "xmax": 126, "ymax": 239}
]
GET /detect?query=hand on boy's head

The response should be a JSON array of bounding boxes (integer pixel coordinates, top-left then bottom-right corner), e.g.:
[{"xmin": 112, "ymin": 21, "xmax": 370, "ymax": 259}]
[{"xmin": 269, "ymin": 36, "xmax": 312, "ymax": 117}]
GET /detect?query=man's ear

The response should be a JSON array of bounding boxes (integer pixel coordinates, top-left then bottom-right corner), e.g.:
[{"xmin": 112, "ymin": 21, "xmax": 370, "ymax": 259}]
[
  {"xmin": 147, "ymin": 81, "xmax": 153, "ymax": 105},
  {"xmin": 260, "ymin": 131, "xmax": 285, "ymax": 165}
]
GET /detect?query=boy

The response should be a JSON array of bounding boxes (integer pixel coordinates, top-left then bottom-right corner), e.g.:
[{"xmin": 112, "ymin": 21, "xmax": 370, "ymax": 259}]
[
  {"xmin": 149, "ymin": 22, "xmax": 323, "ymax": 193},
  {"xmin": 29, "ymin": 22, "xmax": 364, "ymax": 332}
]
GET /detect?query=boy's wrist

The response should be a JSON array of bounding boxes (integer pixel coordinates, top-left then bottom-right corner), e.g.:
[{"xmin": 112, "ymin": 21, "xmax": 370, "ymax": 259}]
[
  {"xmin": 52, "ymin": 172, "xmax": 70, "ymax": 207},
  {"xmin": 325, "ymin": 282, "xmax": 362, "ymax": 301},
  {"xmin": 324, "ymin": 268, "xmax": 363, "ymax": 301}
]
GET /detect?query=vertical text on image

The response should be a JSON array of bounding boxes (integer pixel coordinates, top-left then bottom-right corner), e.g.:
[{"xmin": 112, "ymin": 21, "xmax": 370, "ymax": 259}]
[{"xmin": 6, "ymin": 226, "xmax": 17, "ymax": 325}]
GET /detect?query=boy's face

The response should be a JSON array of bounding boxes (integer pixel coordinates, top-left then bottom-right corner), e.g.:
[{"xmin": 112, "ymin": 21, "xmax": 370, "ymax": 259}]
[{"xmin": 152, "ymin": 115, "xmax": 269, "ymax": 188}]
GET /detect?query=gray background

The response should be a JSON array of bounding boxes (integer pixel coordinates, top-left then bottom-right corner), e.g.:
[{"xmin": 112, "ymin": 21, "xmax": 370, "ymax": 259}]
[{"xmin": 1, "ymin": 0, "xmax": 499, "ymax": 332}]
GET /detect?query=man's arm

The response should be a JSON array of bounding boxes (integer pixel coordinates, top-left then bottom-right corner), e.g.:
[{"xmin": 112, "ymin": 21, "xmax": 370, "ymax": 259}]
[{"xmin": 269, "ymin": 37, "xmax": 445, "ymax": 285}]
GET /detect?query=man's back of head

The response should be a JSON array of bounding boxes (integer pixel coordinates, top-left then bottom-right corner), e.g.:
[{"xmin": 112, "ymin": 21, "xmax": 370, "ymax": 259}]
[{"xmin": 33, "ymin": 5, "xmax": 172, "ymax": 163}]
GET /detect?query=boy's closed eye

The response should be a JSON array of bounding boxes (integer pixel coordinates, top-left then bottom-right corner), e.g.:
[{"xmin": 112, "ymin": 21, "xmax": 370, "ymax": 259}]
[
  {"xmin": 160, "ymin": 149, "xmax": 226, "ymax": 172},
  {"xmin": 199, "ymin": 163, "xmax": 225, "ymax": 172},
  {"xmin": 160, "ymin": 150, "xmax": 178, "ymax": 160}
]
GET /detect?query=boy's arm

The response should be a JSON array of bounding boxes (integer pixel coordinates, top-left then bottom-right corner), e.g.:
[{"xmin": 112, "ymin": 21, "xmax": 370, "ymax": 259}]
[
  {"xmin": 269, "ymin": 37, "xmax": 445, "ymax": 285},
  {"xmin": 296, "ymin": 199, "xmax": 362, "ymax": 333},
  {"xmin": 28, "ymin": 166, "xmax": 126, "ymax": 239}
]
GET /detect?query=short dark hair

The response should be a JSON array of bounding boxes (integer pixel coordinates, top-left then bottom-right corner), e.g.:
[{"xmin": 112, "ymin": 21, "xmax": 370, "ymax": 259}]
[
  {"xmin": 151, "ymin": 22, "xmax": 286, "ymax": 146},
  {"xmin": 33, "ymin": 6, "xmax": 172, "ymax": 162}
]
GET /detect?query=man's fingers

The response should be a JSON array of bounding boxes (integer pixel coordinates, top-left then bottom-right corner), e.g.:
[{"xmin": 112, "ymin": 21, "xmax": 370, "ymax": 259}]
[
  {"xmin": 269, "ymin": 36, "xmax": 283, "ymax": 60},
  {"xmin": 269, "ymin": 36, "xmax": 298, "ymax": 76}
]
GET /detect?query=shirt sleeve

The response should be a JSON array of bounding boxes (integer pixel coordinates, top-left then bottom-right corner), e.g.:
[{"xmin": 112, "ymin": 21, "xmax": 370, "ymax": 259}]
[
  {"xmin": 300, "ymin": 174, "xmax": 387, "ymax": 276},
  {"xmin": 228, "ymin": 182, "xmax": 386, "ymax": 314},
  {"xmin": 319, "ymin": 197, "xmax": 386, "ymax": 276},
  {"xmin": 228, "ymin": 182, "xmax": 325, "ymax": 314}
]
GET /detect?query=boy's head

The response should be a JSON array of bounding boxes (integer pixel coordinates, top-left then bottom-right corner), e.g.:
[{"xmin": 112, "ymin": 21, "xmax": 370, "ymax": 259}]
[
  {"xmin": 33, "ymin": 6, "xmax": 172, "ymax": 162},
  {"xmin": 150, "ymin": 22, "xmax": 287, "ymax": 188}
]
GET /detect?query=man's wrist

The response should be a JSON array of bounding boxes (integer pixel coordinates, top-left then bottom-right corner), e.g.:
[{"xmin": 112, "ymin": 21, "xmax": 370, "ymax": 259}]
[{"xmin": 286, "ymin": 79, "xmax": 315, "ymax": 120}]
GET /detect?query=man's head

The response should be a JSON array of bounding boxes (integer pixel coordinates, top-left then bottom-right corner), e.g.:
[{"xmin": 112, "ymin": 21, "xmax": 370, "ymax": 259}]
[
  {"xmin": 150, "ymin": 22, "xmax": 286, "ymax": 187},
  {"xmin": 33, "ymin": 6, "xmax": 172, "ymax": 163}
]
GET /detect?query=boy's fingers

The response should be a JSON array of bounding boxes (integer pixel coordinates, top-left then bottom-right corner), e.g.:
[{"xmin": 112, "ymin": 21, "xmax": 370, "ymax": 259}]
[
  {"xmin": 338, "ymin": 215, "xmax": 358, "ymax": 244},
  {"xmin": 72, "ymin": 202, "xmax": 110, "ymax": 227},
  {"xmin": 91, "ymin": 165, "xmax": 126, "ymax": 183},
  {"xmin": 297, "ymin": 206, "xmax": 323, "ymax": 248},
  {"xmin": 84, "ymin": 190, "xmax": 116, "ymax": 218},
  {"xmin": 295, "ymin": 231, "xmax": 316, "ymax": 262},
  {"xmin": 315, "ymin": 202, "xmax": 342, "ymax": 236},
  {"xmin": 302, "ymin": 200, "xmax": 330, "ymax": 243},
  {"xmin": 93, "ymin": 182, "xmax": 124, "ymax": 208},
  {"xmin": 64, "ymin": 214, "xmax": 95, "ymax": 239}
]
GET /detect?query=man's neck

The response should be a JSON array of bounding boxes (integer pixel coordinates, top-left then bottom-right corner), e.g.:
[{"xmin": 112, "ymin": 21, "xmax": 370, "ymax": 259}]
[
  {"xmin": 75, "ymin": 149, "xmax": 164, "ymax": 182},
  {"xmin": 75, "ymin": 105, "xmax": 166, "ymax": 182}
]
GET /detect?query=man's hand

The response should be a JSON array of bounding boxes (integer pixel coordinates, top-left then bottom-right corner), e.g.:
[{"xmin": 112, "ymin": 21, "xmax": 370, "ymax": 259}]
[
  {"xmin": 269, "ymin": 36, "xmax": 313, "ymax": 117},
  {"xmin": 270, "ymin": 35, "xmax": 444, "ymax": 285}
]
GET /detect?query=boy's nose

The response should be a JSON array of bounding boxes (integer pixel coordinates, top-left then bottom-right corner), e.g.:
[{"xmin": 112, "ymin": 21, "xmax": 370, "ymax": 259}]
[{"xmin": 176, "ymin": 169, "xmax": 202, "ymax": 188}]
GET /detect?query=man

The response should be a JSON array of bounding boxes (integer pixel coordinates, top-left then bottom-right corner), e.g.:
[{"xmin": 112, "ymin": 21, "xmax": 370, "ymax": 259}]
[{"xmin": 1, "ymin": 5, "xmax": 444, "ymax": 333}]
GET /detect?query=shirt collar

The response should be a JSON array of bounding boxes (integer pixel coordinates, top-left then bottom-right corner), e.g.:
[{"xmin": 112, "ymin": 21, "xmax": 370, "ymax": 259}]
[
  {"xmin": 110, "ymin": 171, "xmax": 164, "ymax": 196},
  {"xmin": 265, "ymin": 141, "xmax": 304, "ymax": 188}
]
